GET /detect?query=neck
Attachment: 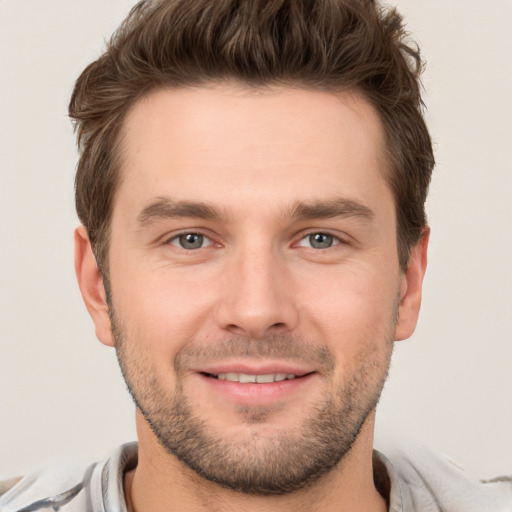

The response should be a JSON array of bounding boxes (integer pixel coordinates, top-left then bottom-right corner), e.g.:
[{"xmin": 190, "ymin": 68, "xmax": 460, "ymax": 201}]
[{"xmin": 125, "ymin": 411, "xmax": 387, "ymax": 512}]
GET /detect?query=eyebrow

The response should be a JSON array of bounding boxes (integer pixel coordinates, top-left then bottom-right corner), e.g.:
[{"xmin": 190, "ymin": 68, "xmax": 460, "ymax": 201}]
[
  {"xmin": 136, "ymin": 196, "xmax": 375, "ymax": 228},
  {"xmin": 137, "ymin": 197, "xmax": 223, "ymax": 227},
  {"xmin": 289, "ymin": 198, "xmax": 375, "ymax": 222}
]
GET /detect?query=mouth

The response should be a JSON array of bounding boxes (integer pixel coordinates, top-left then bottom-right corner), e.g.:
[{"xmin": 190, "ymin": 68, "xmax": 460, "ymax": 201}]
[
  {"xmin": 194, "ymin": 368, "xmax": 317, "ymax": 406},
  {"xmin": 201, "ymin": 372, "xmax": 308, "ymax": 383}
]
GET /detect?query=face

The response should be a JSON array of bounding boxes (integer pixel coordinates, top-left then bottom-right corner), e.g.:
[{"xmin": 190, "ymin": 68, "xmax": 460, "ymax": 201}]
[{"xmin": 76, "ymin": 84, "xmax": 427, "ymax": 495}]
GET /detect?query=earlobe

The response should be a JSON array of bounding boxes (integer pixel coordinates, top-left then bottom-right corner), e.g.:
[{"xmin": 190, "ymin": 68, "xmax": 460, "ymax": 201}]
[
  {"xmin": 394, "ymin": 228, "xmax": 430, "ymax": 341},
  {"xmin": 74, "ymin": 226, "xmax": 114, "ymax": 347}
]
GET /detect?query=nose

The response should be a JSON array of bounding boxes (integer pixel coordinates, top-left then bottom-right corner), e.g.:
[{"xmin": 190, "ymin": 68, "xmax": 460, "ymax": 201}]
[{"xmin": 214, "ymin": 243, "xmax": 299, "ymax": 339}]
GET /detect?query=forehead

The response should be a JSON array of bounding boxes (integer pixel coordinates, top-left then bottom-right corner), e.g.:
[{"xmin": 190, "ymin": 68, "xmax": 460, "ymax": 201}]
[{"xmin": 116, "ymin": 84, "xmax": 391, "ymax": 217}]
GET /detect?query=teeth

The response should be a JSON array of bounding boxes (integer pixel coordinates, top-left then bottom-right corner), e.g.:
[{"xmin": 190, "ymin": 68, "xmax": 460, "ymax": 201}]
[
  {"xmin": 239, "ymin": 373, "xmax": 256, "ymax": 383},
  {"xmin": 256, "ymin": 374, "xmax": 274, "ymax": 383},
  {"xmin": 216, "ymin": 372, "xmax": 298, "ymax": 383}
]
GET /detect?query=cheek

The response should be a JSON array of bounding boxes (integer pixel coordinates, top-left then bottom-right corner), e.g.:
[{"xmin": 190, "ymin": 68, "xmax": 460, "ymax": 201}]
[
  {"xmin": 110, "ymin": 262, "xmax": 219, "ymax": 353},
  {"xmin": 309, "ymin": 259, "xmax": 398, "ymax": 307},
  {"xmin": 300, "ymin": 263, "xmax": 399, "ymax": 353}
]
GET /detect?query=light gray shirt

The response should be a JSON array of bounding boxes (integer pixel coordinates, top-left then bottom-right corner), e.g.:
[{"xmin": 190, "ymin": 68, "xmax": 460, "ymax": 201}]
[{"xmin": 1, "ymin": 441, "xmax": 511, "ymax": 511}]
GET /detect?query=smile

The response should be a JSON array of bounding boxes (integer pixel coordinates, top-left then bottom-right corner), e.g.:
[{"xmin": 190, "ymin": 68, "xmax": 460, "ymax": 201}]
[
  {"xmin": 196, "ymin": 370, "xmax": 317, "ymax": 405},
  {"xmin": 210, "ymin": 373, "xmax": 298, "ymax": 383}
]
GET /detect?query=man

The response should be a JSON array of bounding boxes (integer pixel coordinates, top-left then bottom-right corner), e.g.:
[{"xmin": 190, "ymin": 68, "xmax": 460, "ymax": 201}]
[{"xmin": 0, "ymin": 0, "xmax": 510, "ymax": 510}]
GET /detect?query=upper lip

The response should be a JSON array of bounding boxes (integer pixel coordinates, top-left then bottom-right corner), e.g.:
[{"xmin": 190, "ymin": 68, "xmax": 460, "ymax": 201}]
[{"xmin": 192, "ymin": 361, "xmax": 316, "ymax": 377}]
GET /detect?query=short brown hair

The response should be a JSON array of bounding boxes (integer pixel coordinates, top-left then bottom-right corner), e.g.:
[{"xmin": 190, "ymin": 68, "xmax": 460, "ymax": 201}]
[{"xmin": 69, "ymin": 0, "xmax": 434, "ymax": 273}]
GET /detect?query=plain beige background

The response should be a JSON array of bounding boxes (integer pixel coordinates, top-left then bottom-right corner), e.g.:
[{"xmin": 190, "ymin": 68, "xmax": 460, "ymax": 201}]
[{"xmin": 1, "ymin": 0, "xmax": 511, "ymax": 478}]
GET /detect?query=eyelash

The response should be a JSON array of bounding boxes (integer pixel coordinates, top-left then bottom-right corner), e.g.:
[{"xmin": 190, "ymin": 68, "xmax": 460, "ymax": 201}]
[
  {"xmin": 296, "ymin": 231, "xmax": 344, "ymax": 250},
  {"xmin": 166, "ymin": 232, "xmax": 215, "ymax": 250},
  {"xmin": 164, "ymin": 230, "xmax": 347, "ymax": 251}
]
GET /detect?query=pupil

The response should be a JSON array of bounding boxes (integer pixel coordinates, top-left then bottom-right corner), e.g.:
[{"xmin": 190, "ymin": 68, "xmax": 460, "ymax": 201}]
[
  {"xmin": 310, "ymin": 233, "xmax": 333, "ymax": 249},
  {"xmin": 180, "ymin": 233, "xmax": 203, "ymax": 249}
]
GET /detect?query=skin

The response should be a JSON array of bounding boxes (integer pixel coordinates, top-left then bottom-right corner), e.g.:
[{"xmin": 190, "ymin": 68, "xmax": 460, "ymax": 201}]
[{"xmin": 75, "ymin": 84, "xmax": 428, "ymax": 512}]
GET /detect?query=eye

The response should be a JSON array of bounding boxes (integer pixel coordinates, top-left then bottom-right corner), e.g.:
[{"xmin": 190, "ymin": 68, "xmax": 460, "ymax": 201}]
[
  {"xmin": 298, "ymin": 232, "xmax": 339, "ymax": 249},
  {"xmin": 169, "ymin": 233, "xmax": 211, "ymax": 250}
]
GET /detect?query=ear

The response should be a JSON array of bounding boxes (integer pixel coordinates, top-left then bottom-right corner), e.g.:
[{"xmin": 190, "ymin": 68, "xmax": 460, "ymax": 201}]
[
  {"xmin": 74, "ymin": 226, "xmax": 114, "ymax": 347},
  {"xmin": 394, "ymin": 228, "xmax": 430, "ymax": 341}
]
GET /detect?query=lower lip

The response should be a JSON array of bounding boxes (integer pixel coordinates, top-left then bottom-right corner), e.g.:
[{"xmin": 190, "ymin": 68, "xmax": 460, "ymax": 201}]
[{"xmin": 195, "ymin": 372, "xmax": 317, "ymax": 406}]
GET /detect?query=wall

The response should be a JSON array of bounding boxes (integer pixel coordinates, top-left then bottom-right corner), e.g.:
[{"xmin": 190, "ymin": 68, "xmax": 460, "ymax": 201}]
[{"xmin": 0, "ymin": 0, "xmax": 510, "ymax": 478}]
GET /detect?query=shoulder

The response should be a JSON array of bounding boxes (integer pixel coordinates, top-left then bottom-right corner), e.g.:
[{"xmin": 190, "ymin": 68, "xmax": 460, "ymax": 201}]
[
  {"xmin": 0, "ymin": 461, "xmax": 98, "ymax": 512},
  {"xmin": 375, "ymin": 437, "xmax": 512, "ymax": 512},
  {"xmin": 0, "ymin": 477, "xmax": 23, "ymax": 497},
  {"xmin": 0, "ymin": 443, "xmax": 137, "ymax": 512}
]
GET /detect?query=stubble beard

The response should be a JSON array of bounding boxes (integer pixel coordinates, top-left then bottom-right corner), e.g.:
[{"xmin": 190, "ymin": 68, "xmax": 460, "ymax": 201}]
[{"xmin": 110, "ymin": 310, "xmax": 395, "ymax": 496}]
